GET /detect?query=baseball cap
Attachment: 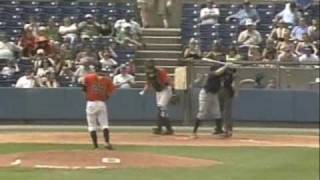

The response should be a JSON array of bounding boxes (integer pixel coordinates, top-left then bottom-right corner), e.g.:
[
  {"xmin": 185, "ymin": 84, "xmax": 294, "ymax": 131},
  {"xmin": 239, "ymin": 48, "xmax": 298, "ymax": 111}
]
[
  {"xmin": 36, "ymin": 49, "xmax": 45, "ymax": 55},
  {"xmin": 39, "ymin": 26, "xmax": 47, "ymax": 31},
  {"xmin": 85, "ymin": 14, "xmax": 93, "ymax": 19},
  {"xmin": 81, "ymin": 34, "xmax": 90, "ymax": 39},
  {"xmin": 36, "ymin": 36, "xmax": 49, "ymax": 42},
  {"xmin": 245, "ymin": 19, "xmax": 255, "ymax": 26}
]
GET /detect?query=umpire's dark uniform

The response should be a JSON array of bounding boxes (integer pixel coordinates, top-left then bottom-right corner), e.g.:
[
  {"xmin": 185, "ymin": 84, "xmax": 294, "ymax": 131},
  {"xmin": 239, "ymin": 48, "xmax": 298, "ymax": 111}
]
[{"xmin": 219, "ymin": 68, "xmax": 236, "ymax": 137}]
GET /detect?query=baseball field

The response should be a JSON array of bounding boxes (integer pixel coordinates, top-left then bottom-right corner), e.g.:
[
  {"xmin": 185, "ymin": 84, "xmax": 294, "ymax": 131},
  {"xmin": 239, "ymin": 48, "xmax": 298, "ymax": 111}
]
[{"xmin": 0, "ymin": 126, "xmax": 319, "ymax": 180}]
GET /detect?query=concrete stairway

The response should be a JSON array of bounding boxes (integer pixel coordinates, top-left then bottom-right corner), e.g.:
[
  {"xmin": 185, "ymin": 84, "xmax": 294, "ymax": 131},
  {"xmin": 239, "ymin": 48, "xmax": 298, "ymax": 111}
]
[{"xmin": 134, "ymin": 28, "xmax": 182, "ymax": 88}]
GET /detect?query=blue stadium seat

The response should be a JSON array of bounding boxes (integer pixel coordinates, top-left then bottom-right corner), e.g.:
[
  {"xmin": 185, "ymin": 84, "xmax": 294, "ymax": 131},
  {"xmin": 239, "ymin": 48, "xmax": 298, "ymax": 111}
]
[
  {"xmin": 20, "ymin": 1, "xmax": 39, "ymax": 7},
  {"xmin": 1, "ymin": 0, "xmax": 20, "ymax": 7}
]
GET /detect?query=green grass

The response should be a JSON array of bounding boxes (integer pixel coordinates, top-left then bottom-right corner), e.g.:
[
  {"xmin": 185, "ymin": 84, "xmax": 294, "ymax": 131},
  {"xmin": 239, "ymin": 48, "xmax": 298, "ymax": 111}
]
[{"xmin": 0, "ymin": 144, "xmax": 318, "ymax": 180}]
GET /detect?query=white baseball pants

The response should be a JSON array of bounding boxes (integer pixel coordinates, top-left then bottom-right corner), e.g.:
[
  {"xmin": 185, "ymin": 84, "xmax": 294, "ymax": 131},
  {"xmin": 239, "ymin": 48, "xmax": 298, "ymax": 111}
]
[{"xmin": 86, "ymin": 101, "xmax": 109, "ymax": 132}]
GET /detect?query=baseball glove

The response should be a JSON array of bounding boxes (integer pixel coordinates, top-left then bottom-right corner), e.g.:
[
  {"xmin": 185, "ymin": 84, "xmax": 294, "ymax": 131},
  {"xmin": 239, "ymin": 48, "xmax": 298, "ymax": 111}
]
[{"xmin": 169, "ymin": 93, "xmax": 180, "ymax": 105}]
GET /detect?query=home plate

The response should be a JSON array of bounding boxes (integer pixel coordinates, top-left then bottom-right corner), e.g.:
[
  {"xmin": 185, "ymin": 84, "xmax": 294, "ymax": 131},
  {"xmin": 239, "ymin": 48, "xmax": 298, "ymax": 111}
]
[{"xmin": 102, "ymin": 158, "xmax": 121, "ymax": 164}]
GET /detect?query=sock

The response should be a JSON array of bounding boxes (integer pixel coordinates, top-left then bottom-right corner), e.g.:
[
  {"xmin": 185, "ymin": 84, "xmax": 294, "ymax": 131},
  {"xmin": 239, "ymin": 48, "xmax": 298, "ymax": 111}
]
[
  {"xmin": 215, "ymin": 118, "xmax": 223, "ymax": 132},
  {"xmin": 90, "ymin": 131, "xmax": 98, "ymax": 148},
  {"xmin": 163, "ymin": 118, "xmax": 173, "ymax": 132},
  {"xmin": 103, "ymin": 128, "xmax": 110, "ymax": 144},
  {"xmin": 193, "ymin": 119, "xmax": 201, "ymax": 133}
]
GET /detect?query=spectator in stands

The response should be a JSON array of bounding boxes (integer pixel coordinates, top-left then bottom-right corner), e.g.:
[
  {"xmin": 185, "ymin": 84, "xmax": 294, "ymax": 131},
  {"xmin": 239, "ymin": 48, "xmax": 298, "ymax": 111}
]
[
  {"xmin": 75, "ymin": 46, "xmax": 98, "ymax": 64},
  {"xmin": 274, "ymin": 2, "xmax": 301, "ymax": 26},
  {"xmin": 100, "ymin": 15, "xmax": 114, "ymax": 36},
  {"xmin": 114, "ymin": 17, "xmax": 143, "ymax": 40},
  {"xmin": 295, "ymin": 34, "xmax": 318, "ymax": 56},
  {"xmin": 200, "ymin": 0, "xmax": 220, "ymax": 25},
  {"xmin": 262, "ymin": 39, "xmax": 277, "ymax": 61},
  {"xmin": 226, "ymin": 0, "xmax": 260, "ymax": 26},
  {"xmin": 33, "ymin": 49, "xmax": 54, "ymax": 70},
  {"xmin": 78, "ymin": 14, "xmax": 101, "ymax": 38},
  {"xmin": 183, "ymin": 38, "xmax": 202, "ymax": 59},
  {"xmin": 24, "ymin": 16, "xmax": 39, "ymax": 36},
  {"xmin": 37, "ymin": 26, "xmax": 49, "ymax": 40},
  {"xmin": 59, "ymin": 17, "xmax": 78, "ymax": 44},
  {"xmin": 226, "ymin": 46, "xmax": 242, "ymax": 62},
  {"xmin": 99, "ymin": 50, "xmax": 118, "ymax": 70},
  {"xmin": 1, "ymin": 61, "xmax": 19, "ymax": 76},
  {"xmin": 248, "ymin": 46, "xmax": 262, "ymax": 61},
  {"xmin": 157, "ymin": 0, "xmax": 172, "ymax": 28},
  {"xmin": 137, "ymin": 0, "xmax": 152, "ymax": 28},
  {"xmin": 115, "ymin": 24, "xmax": 144, "ymax": 48},
  {"xmin": 298, "ymin": 46, "xmax": 320, "ymax": 62},
  {"xmin": 98, "ymin": 45, "xmax": 118, "ymax": 60},
  {"xmin": 60, "ymin": 37, "xmax": 74, "ymax": 68},
  {"xmin": 59, "ymin": 64, "xmax": 74, "ymax": 79},
  {"xmin": 43, "ymin": 71, "xmax": 59, "ymax": 88},
  {"xmin": 295, "ymin": 0, "xmax": 312, "ymax": 10},
  {"xmin": 73, "ymin": 57, "xmax": 95, "ymax": 83},
  {"xmin": 0, "ymin": 33, "xmax": 22, "ymax": 61},
  {"xmin": 34, "ymin": 36, "xmax": 55, "ymax": 57},
  {"xmin": 46, "ymin": 18, "xmax": 60, "ymax": 43},
  {"xmin": 269, "ymin": 20, "xmax": 291, "ymax": 43},
  {"xmin": 237, "ymin": 20, "xmax": 262, "ymax": 47},
  {"xmin": 36, "ymin": 58, "xmax": 56, "ymax": 88},
  {"xmin": 75, "ymin": 35, "xmax": 93, "ymax": 53},
  {"xmin": 205, "ymin": 41, "xmax": 225, "ymax": 61},
  {"xmin": 113, "ymin": 65, "xmax": 135, "ymax": 88},
  {"xmin": 291, "ymin": 18, "xmax": 309, "ymax": 41},
  {"xmin": 18, "ymin": 28, "xmax": 36, "ymax": 58},
  {"xmin": 15, "ymin": 70, "xmax": 36, "ymax": 88},
  {"xmin": 276, "ymin": 31, "xmax": 295, "ymax": 54},
  {"xmin": 308, "ymin": 19, "xmax": 319, "ymax": 41},
  {"xmin": 278, "ymin": 47, "xmax": 298, "ymax": 62}
]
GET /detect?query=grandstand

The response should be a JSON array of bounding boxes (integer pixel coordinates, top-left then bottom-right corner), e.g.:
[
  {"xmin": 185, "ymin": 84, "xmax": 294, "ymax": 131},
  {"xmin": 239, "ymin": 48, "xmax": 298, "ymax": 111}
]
[{"xmin": 0, "ymin": 0, "xmax": 319, "ymax": 88}]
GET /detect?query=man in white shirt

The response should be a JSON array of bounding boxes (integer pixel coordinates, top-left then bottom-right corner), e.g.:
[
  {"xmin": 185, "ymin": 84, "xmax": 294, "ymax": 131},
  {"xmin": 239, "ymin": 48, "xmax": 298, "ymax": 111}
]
[
  {"xmin": 15, "ymin": 70, "xmax": 36, "ymax": 88},
  {"xmin": 299, "ymin": 46, "xmax": 320, "ymax": 62},
  {"xmin": 238, "ymin": 19, "xmax": 262, "ymax": 47},
  {"xmin": 59, "ymin": 17, "xmax": 78, "ymax": 44},
  {"xmin": 200, "ymin": 0, "xmax": 220, "ymax": 25},
  {"xmin": 113, "ymin": 66, "xmax": 135, "ymax": 88},
  {"xmin": 114, "ymin": 17, "xmax": 142, "ymax": 36},
  {"xmin": 274, "ymin": 2, "xmax": 301, "ymax": 26}
]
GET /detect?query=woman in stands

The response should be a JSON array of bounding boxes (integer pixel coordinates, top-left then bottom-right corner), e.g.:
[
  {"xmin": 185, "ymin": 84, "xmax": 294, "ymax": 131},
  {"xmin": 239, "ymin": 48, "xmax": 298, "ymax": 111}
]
[
  {"xmin": 295, "ymin": 33, "xmax": 318, "ymax": 56},
  {"xmin": 18, "ymin": 28, "xmax": 36, "ymax": 58},
  {"xmin": 183, "ymin": 38, "xmax": 202, "ymax": 59},
  {"xmin": 276, "ymin": 31, "xmax": 295, "ymax": 55}
]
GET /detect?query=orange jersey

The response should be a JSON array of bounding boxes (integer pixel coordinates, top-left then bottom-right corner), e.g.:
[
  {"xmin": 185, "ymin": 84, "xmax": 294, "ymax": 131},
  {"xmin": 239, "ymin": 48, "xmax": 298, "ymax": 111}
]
[{"xmin": 84, "ymin": 73, "xmax": 116, "ymax": 101}]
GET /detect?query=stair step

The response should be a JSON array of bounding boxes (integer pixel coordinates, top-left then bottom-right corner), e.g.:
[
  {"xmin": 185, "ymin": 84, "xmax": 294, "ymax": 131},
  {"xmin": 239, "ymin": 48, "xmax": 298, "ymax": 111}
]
[
  {"xmin": 134, "ymin": 73, "xmax": 175, "ymax": 81},
  {"xmin": 136, "ymin": 50, "xmax": 181, "ymax": 59},
  {"xmin": 145, "ymin": 43, "xmax": 182, "ymax": 51},
  {"xmin": 142, "ymin": 36, "xmax": 181, "ymax": 44},
  {"xmin": 142, "ymin": 28, "xmax": 181, "ymax": 36},
  {"xmin": 136, "ymin": 65, "xmax": 176, "ymax": 73},
  {"xmin": 135, "ymin": 58, "xmax": 181, "ymax": 66}
]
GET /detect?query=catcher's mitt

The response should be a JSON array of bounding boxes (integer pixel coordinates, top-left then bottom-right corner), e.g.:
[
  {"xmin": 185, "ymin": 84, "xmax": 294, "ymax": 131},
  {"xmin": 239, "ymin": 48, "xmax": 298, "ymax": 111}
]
[{"xmin": 169, "ymin": 93, "xmax": 180, "ymax": 105}]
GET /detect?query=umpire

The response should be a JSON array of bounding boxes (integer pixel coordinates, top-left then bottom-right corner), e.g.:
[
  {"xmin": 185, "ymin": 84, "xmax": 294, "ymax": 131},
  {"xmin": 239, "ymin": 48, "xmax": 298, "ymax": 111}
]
[
  {"xmin": 219, "ymin": 67, "xmax": 236, "ymax": 137},
  {"xmin": 192, "ymin": 63, "xmax": 231, "ymax": 138}
]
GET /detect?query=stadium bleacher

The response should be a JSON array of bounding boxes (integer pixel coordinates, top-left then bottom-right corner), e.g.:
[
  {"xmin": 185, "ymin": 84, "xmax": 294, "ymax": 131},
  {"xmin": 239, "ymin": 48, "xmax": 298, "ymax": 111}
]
[
  {"xmin": 0, "ymin": 0, "xmax": 138, "ymax": 87},
  {"xmin": 181, "ymin": 2, "xmax": 320, "ymax": 51}
]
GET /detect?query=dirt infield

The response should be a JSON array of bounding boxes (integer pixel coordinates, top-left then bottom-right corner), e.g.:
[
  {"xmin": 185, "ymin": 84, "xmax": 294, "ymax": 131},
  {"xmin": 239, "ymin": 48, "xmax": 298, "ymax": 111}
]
[
  {"xmin": 0, "ymin": 132, "xmax": 318, "ymax": 148},
  {"xmin": 0, "ymin": 150, "xmax": 218, "ymax": 169}
]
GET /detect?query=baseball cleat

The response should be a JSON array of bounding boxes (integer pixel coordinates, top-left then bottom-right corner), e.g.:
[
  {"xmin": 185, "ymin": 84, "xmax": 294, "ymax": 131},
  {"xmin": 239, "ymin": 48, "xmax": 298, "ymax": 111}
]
[
  {"xmin": 152, "ymin": 128, "xmax": 162, "ymax": 135},
  {"xmin": 104, "ymin": 143, "xmax": 113, "ymax": 150},
  {"xmin": 213, "ymin": 129, "xmax": 224, "ymax": 135},
  {"xmin": 163, "ymin": 130, "xmax": 174, "ymax": 135}
]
